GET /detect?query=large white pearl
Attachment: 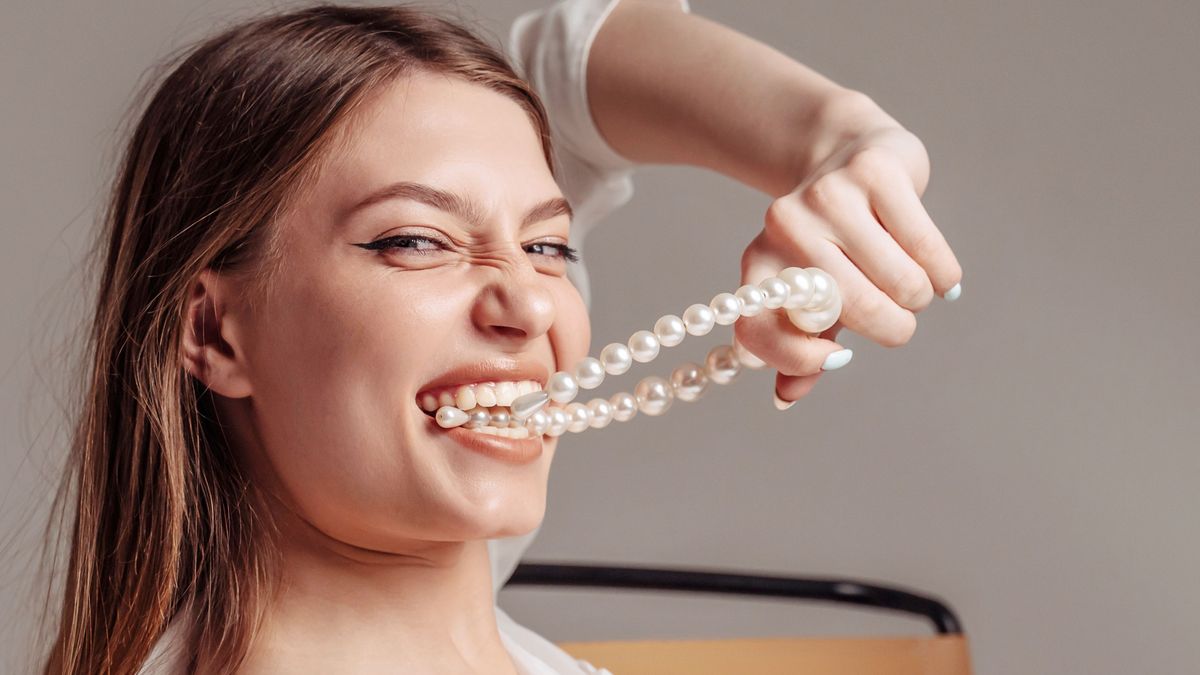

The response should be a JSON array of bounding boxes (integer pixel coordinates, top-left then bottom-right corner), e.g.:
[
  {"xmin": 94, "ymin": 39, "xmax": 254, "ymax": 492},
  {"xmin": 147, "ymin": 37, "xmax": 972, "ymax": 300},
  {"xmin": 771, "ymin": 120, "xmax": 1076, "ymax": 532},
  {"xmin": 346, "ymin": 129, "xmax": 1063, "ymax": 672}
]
[
  {"xmin": 634, "ymin": 375, "xmax": 674, "ymax": 416},
  {"xmin": 653, "ymin": 314, "xmax": 687, "ymax": 347},
  {"xmin": 779, "ymin": 267, "xmax": 815, "ymax": 309},
  {"xmin": 734, "ymin": 284, "xmax": 766, "ymax": 317},
  {"xmin": 600, "ymin": 342, "xmax": 634, "ymax": 375},
  {"xmin": 682, "ymin": 303, "xmax": 716, "ymax": 336},
  {"xmin": 587, "ymin": 398, "xmax": 614, "ymax": 428},
  {"xmin": 628, "ymin": 330, "xmax": 661, "ymax": 363},
  {"xmin": 546, "ymin": 408, "xmax": 569, "ymax": 437},
  {"xmin": 710, "ymin": 292, "xmax": 743, "ymax": 326},
  {"xmin": 525, "ymin": 409, "xmax": 550, "ymax": 436},
  {"xmin": 669, "ymin": 362, "xmax": 709, "ymax": 402},
  {"xmin": 758, "ymin": 276, "xmax": 791, "ymax": 309},
  {"xmin": 490, "ymin": 410, "xmax": 511, "ymax": 428},
  {"xmin": 575, "ymin": 357, "xmax": 605, "ymax": 390},
  {"xmin": 803, "ymin": 267, "xmax": 837, "ymax": 311},
  {"xmin": 704, "ymin": 344, "xmax": 742, "ymax": 385},
  {"xmin": 787, "ymin": 289, "xmax": 842, "ymax": 334},
  {"xmin": 435, "ymin": 406, "xmax": 469, "ymax": 428},
  {"xmin": 609, "ymin": 392, "xmax": 638, "ymax": 422},
  {"xmin": 546, "ymin": 371, "xmax": 579, "ymax": 404},
  {"xmin": 565, "ymin": 402, "xmax": 591, "ymax": 433}
]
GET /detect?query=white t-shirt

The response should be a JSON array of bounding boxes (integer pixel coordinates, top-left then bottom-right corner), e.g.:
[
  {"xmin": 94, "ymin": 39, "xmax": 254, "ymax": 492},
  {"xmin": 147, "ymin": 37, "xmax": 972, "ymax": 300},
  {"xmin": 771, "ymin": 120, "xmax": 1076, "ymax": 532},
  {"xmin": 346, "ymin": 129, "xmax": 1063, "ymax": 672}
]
[{"xmin": 140, "ymin": 0, "xmax": 691, "ymax": 672}]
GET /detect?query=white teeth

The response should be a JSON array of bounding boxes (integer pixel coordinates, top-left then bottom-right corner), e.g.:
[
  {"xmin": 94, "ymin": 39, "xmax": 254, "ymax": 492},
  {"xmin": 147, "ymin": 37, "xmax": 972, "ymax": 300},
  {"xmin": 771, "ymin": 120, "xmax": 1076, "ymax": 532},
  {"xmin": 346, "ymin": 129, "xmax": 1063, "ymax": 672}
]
[
  {"xmin": 419, "ymin": 380, "xmax": 544, "ymax": 414},
  {"xmin": 455, "ymin": 387, "xmax": 477, "ymax": 410},
  {"xmin": 420, "ymin": 393, "xmax": 438, "ymax": 412},
  {"xmin": 496, "ymin": 381, "xmax": 518, "ymax": 406},
  {"xmin": 475, "ymin": 383, "xmax": 498, "ymax": 407}
]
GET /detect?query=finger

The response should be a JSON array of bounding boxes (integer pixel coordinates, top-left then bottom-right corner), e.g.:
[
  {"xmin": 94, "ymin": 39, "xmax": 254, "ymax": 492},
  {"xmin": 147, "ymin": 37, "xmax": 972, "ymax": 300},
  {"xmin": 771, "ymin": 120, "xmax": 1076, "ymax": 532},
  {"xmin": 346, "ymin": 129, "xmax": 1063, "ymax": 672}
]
[
  {"xmin": 831, "ymin": 189, "xmax": 935, "ymax": 312},
  {"xmin": 772, "ymin": 324, "xmax": 850, "ymax": 410},
  {"xmin": 803, "ymin": 236, "xmax": 918, "ymax": 348},
  {"xmin": 738, "ymin": 254, "xmax": 848, "ymax": 376},
  {"xmin": 870, "ymin": 177, "xmax": 963, "ymax": 300}
]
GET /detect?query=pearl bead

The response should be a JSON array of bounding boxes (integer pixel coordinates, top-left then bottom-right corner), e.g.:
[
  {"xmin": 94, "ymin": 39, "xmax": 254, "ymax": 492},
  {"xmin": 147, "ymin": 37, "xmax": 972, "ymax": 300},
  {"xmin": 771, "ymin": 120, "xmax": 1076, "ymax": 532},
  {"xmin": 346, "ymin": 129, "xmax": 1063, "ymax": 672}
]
[
  {"xmin": 682, "ymin": 303, "xmax": 716, "ymax": 336},
  {"xmin": 710, "ymin": 292, "xmax": 743, "ymax": 326},
  {"xmin": 511, "ymin": 391, "xmax": 550, "ymax": 421},
  {"xmin": 575, "ymin": 357, "xmax": 605, "ymax": 390},
  {"xmin": 732, "ymin": 339, "xmax": 767, "ymax": 370},
  {"xmin": 587, "ymin": 398, "xmax": 614, "ymax": 429},
  {"xmin": 734, "ymin": 284, "xmax": 766, "ymax": 317},
  {"xmin": 634, "ymin": 375, "xmax": 674, "ymax": 416},
  {"xmin": 758, "ymin": 276, "xmax": 791, "ymax": 309},
  {"xmin": 435, "ymin": 406, "xmax": 469, "ymax": 428},
  {"xmin": 600, "ymin": 342, "xmax": 634, "ymax": 375},
  {"xmin": 788, "ymin": 289, "xmax": 842, "ymax": 334},
  {"xmin": 546, "ymin": 408, "xmax": 569, "ymax": 437},
  {"xmin": 490, "ymin": 410, "xmax": 510, "ymax": 428},
  {"xmin": 653, "ymin": 314, "xmax": 687, "ymax": 347},
  {"xmin": 546, "ymin": 371, "xmax": 579, "ymax": 404},
  {"xmin": 525, "ymin": 409, "xmax": 550, "ymax": 436},
  {"xmin": 466, "ymin": 409, "xmax": 491, "ymax": 429},
  {"xmin": 803, "ymin": 267, "xmax": 837, "ymax": 311},
  {"xmin": 565, "ymin": 402, "xmax": 591, "ymax": 433},
  {"xmin": 704, "ymin": 344, "xmax": 742, "ymax": 385},
  {"xmin": 778, "ymin": 267, "xmax": 815, "ymax": 309},
  {"xmin": 669, "ymin": 362, "xmax": 709, "ymax": 402},
  {"xmin": 609, "ymin": 392, "xmax": 638, "ymax": 422},
  {"xmin": 628, "ymin": 330, "xmax": 661, "ymax": 363}
]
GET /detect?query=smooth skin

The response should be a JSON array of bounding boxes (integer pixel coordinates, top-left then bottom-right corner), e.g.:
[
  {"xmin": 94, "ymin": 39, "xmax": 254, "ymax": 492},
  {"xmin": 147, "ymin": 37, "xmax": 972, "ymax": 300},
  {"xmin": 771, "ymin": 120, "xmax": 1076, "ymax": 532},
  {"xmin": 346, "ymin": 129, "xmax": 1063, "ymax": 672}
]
[
  {"xmin": 182, "ymin": 72, "xmax": 588, "ymax": 674},
  {"xmin": 589, "ymin": 0, "xmax": 964, "ymax": 404}
]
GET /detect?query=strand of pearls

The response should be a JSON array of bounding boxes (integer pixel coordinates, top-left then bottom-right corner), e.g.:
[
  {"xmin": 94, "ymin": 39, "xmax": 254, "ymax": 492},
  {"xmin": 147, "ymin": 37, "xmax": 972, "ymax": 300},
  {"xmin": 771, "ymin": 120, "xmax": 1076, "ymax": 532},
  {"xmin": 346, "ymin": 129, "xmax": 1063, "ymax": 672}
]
[{"xmin": 435, "ymin": 267, "xmax": 841, "ymax": 436}]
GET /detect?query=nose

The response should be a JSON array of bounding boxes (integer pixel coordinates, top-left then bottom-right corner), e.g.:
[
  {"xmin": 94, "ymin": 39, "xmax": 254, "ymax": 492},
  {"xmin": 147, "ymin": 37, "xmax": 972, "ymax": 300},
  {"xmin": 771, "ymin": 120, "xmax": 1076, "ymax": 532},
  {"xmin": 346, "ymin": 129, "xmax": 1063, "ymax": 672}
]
[{"xmin": 471, "ymin": 267, "xmax": 556, "ymax": 345}]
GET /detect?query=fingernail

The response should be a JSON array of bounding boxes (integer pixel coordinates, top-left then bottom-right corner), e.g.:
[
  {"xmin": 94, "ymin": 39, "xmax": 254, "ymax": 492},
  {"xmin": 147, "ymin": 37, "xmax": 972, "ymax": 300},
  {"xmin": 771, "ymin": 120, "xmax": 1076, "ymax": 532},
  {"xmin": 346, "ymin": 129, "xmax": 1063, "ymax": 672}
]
[
  {"xmin": 773, "ymin": 390, "xmax": 796, "ymax": 411},
  {"xmin": 821, "ymin": 349, "xmax": 853, "ymax": 371},
  {"xmin": 943, "ymin": 282, "xmax": 962, "ymax": 302}
]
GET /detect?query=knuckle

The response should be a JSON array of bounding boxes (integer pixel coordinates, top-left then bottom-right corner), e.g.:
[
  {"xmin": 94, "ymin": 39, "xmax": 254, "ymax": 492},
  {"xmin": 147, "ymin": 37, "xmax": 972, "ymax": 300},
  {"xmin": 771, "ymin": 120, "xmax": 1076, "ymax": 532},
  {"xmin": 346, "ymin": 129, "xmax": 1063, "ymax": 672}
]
[
  {"xmin": 880, "ymin": 314, "xmax": 918, "ymax": 348},
  {"xmin": 846, "ymin": 147, "xmax": 896, "ymax": 187},
  {"xmin": 890, "ymin": 270, "xmax": 934, "ymax": 310},
  {"xmin": 801, "ymin": 175, "xmax": 843, "ymax": 212}
]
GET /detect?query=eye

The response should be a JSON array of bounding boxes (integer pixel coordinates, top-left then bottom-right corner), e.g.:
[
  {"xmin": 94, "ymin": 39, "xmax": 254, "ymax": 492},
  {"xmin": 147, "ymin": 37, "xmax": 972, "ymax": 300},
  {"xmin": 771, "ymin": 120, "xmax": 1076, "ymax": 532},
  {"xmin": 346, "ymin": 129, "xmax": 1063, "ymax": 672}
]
[
  {"xmin": 352, "ymin": 234, "xmax": 446, "ymax": 254},
  {"xmin": 525, "ymin": 241, "xmax": 580, "ymax": 263}
]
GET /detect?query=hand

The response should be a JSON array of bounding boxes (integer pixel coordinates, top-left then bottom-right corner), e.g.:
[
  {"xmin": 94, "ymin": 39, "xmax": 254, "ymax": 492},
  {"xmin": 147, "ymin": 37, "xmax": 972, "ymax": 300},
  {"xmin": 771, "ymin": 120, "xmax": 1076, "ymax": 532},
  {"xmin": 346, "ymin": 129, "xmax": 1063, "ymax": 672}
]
[{"xmin": 733, "ymin": 99, "xmax": 963, "ymax": 409}]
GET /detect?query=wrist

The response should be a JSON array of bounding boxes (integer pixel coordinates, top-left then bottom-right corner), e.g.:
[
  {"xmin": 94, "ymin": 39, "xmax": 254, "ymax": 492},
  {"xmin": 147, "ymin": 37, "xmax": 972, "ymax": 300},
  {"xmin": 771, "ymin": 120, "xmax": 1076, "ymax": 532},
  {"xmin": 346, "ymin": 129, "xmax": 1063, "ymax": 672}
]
[{"xmin": 788, "ymin": 88, "xmax": 905, "ymax": 186}]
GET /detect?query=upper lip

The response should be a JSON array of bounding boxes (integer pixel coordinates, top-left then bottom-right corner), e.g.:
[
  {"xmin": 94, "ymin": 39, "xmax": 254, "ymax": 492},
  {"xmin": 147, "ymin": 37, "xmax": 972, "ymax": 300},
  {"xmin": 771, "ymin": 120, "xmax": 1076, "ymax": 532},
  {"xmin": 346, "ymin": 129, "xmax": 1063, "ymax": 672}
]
[{"xmin": 416, "ymin": 358, "xmax": 551, "ymax": 397}]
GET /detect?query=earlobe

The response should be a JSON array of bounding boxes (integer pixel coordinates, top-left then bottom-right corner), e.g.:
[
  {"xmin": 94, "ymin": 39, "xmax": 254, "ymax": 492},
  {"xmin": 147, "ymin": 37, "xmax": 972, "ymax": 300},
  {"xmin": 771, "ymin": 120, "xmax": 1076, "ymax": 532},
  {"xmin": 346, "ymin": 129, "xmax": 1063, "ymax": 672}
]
[{"xmin": 181, "ymin": 268, "xmax": 254, "ymax": 398}]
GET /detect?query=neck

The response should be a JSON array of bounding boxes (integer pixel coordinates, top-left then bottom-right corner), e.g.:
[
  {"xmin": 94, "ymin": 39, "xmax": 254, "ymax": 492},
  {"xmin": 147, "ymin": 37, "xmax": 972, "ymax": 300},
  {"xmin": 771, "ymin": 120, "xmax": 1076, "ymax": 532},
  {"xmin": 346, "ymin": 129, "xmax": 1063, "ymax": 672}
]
[{"xmin": 239, "ymin": 507, "xmax": 518, "ymax": 674}]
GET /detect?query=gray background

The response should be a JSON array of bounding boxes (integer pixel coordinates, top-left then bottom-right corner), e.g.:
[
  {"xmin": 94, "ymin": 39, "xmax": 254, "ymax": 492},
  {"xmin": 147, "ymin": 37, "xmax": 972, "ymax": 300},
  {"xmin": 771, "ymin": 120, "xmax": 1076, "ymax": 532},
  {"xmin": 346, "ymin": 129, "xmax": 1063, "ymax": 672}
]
[{"xmin": 2, "ymin": 1, "xmax": 1197, "ymax": 673}]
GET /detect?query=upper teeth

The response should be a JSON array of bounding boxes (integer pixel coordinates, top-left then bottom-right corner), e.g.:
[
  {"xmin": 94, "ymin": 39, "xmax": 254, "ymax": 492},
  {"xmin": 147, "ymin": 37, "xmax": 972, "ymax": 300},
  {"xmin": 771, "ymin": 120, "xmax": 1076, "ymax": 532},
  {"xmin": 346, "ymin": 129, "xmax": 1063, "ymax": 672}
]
[{"xmin": 419, "ymin": 380, "xmax": 543, "ymax": 412}]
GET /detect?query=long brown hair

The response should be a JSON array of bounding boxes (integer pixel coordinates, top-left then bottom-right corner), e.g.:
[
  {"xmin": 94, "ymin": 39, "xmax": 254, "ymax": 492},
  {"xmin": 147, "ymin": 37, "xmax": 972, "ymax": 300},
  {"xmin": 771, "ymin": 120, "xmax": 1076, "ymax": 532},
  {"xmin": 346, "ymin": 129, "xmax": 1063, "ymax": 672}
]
[{"xmin": 44, "ymin": 5, "xmax": 555, "ymax": 673}]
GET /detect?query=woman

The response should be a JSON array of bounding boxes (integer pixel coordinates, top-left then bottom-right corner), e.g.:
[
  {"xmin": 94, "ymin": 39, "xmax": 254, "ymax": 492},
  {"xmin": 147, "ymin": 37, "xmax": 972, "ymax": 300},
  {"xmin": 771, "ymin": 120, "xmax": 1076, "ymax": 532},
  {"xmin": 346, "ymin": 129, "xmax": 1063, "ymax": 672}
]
[{"xmin": 43, "ymin": 2, "xmax": 961, "ymax": 673}]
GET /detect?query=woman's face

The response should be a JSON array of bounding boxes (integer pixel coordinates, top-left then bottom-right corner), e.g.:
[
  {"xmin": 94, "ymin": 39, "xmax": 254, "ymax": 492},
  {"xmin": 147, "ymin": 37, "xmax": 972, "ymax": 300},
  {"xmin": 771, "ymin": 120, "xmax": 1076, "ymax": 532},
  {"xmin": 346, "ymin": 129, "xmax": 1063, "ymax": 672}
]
[{"xmin": 223, "ymin": 72, "xmax": 590, "ymax": 552}]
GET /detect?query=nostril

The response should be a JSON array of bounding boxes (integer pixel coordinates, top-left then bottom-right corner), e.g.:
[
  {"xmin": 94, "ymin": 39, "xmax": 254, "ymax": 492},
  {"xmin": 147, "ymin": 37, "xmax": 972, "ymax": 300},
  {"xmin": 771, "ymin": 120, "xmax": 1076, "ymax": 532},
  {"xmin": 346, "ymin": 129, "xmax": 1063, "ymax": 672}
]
[{"xmin": 492, "ymin": 325, "xmax": 527, "ymax": 339}]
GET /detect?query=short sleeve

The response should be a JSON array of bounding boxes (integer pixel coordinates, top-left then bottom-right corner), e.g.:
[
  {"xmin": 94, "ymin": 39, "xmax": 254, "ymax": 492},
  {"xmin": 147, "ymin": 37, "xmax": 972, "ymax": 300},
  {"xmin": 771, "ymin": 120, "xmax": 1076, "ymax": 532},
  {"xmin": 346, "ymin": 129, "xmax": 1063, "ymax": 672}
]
[{"xmin": 507, "ymin": 0, "xmax": 692, "ymax": 308}]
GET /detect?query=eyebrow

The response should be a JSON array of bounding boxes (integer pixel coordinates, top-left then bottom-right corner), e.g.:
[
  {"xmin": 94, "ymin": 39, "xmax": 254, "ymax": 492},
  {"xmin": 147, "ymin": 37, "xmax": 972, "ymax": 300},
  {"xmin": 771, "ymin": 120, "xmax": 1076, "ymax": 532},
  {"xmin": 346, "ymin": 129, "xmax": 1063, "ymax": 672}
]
[{"xmin": 346, "ymin": 181, "xmax": 573, "ymax": 230}]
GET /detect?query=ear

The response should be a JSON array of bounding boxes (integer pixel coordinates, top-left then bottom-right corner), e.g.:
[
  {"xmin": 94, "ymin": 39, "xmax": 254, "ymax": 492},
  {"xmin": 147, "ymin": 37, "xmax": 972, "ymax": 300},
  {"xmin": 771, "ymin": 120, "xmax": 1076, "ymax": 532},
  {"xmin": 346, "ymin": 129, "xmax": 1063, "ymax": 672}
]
[{"xmin": 181, "ymin": 267, "xmax": 254, "ymax": 398}]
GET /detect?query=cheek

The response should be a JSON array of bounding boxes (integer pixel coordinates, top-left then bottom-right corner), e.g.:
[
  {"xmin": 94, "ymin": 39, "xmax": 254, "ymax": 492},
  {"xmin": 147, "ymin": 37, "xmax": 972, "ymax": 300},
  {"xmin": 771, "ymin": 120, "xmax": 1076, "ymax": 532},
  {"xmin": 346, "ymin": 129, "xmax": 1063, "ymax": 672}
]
[{"xmin": 548, "ymin": 280, "xmax": 591, "ymax": 371}]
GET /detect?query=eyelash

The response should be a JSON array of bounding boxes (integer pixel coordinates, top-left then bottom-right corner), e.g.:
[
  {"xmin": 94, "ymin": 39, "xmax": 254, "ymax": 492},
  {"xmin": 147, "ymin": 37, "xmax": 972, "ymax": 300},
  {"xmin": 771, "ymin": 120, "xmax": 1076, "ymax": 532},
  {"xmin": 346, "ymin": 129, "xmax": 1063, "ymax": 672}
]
[{"xmin": 354, "ymin": 234, "xmax": 580, "ymax": 263}]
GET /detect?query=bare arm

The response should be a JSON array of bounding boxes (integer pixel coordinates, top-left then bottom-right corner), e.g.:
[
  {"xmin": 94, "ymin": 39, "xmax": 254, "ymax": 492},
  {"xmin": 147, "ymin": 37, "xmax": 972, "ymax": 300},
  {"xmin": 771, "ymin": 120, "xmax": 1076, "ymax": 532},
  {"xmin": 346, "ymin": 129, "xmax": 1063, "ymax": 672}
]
[{"xmin": 587, "ymin": 0, "xmax": 907, "ymax": 198}]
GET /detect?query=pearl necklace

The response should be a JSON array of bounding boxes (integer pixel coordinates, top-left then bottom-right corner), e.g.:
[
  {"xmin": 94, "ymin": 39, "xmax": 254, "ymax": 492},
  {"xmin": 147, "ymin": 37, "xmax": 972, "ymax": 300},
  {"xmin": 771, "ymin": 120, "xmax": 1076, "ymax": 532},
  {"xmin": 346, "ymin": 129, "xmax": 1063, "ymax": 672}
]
[{"xmin": 434, "ymin": 267, "xmax": 842, "ymax": 437}]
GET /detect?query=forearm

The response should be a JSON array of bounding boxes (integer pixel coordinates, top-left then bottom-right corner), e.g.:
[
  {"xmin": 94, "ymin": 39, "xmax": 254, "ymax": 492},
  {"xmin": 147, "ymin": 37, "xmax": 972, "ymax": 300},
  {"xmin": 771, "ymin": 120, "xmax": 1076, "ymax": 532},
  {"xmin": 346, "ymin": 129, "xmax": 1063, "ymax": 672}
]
[{"xmin": 587, "ymin": 0, "xmax": 903, "ymax": 197}]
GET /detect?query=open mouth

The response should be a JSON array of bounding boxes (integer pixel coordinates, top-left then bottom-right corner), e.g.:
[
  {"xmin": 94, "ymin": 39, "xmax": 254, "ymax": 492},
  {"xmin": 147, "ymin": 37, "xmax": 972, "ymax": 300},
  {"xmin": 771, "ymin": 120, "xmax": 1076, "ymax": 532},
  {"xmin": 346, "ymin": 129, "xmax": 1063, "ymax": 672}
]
[{"xmin": 417, "ymin": 379, "xmax": 545, "ymax": 438}]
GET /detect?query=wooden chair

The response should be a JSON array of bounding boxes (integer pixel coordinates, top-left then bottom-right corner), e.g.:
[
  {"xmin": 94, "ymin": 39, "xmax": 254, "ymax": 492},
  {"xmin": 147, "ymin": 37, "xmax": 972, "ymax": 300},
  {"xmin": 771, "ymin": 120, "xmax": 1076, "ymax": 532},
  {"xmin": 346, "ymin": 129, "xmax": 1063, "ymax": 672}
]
[{"xmin": 505, "ymin": 562, "xmax": 972, "ymax": 674}]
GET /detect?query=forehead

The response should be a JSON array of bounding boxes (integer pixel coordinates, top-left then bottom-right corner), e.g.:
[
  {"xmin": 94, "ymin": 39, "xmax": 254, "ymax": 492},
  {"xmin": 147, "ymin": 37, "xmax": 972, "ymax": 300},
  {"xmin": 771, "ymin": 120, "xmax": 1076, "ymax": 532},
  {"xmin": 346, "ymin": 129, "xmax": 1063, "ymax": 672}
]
[{"xmin": 316, "ymin": 71, "xmax": 559, "ymax": 217}]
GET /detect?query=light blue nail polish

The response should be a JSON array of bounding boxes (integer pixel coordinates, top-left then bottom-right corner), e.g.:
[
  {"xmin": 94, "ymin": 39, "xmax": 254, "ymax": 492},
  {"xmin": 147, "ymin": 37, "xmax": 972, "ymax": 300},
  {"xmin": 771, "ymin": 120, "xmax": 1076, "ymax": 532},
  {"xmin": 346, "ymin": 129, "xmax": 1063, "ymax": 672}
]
[
  {"xmin": 944, "ymin": 282, "xmax": 962, "ymax": 302},
  {"xmin": 821, "ymin": 349, "xmax": 853, "ymax": 371}
]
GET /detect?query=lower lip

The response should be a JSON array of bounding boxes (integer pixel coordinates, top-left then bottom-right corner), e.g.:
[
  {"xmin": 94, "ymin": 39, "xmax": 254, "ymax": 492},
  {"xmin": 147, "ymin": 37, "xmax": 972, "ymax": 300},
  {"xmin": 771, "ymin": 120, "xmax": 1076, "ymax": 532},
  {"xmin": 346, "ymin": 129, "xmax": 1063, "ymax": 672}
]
[{"xmin": 426, "ymin": 415, "xmax": 545, "ymax": 464}]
